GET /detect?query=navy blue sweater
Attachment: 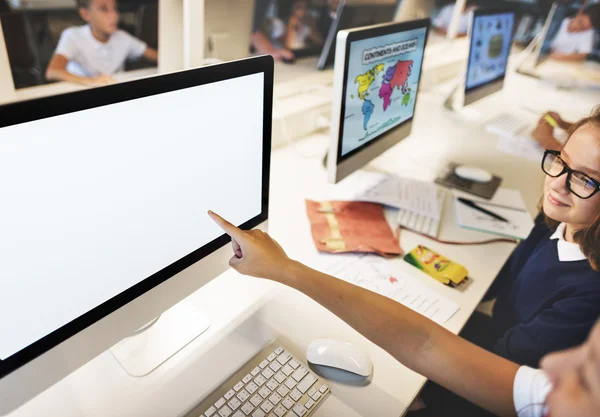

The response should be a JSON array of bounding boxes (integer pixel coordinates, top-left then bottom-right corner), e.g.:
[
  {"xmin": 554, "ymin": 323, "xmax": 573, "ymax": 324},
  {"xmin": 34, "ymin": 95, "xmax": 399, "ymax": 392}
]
[{"xmin": 487, "ymin": 215, "xmax": 600, "ymax": 368}]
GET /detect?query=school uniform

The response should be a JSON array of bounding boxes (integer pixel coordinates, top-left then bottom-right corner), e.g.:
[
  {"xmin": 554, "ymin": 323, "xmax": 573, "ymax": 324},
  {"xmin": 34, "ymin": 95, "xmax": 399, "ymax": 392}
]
[{"xmin": 489, "ymin": 216, "xmax": 600, "ymax": 368}]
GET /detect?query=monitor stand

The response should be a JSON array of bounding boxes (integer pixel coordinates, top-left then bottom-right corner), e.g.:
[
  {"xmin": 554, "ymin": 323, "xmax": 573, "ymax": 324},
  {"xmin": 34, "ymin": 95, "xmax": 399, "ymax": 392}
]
[{"xmin": 109, "ymin": 300, "xmax": 210, "ymax": 376}]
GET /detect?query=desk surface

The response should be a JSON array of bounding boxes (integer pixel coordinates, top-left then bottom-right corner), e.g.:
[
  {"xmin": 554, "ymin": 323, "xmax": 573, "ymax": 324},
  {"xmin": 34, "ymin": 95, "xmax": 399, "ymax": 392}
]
[{"xmin": 6, "ymin": 66, "xmax": 599, "ymax": 417}]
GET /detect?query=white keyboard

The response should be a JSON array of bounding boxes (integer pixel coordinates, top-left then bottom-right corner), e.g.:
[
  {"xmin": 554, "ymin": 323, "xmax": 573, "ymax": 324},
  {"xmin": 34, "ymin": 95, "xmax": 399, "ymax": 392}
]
[
  {"xmin": 185, "ymin": 342, "xmax": 330, "ymax": 417},
  {"xmin": 396, "ymin": 188, "xmax": 447, "ymax": 238},
  {"xmin": 485, "ymin": 113, "xmax": 530, "ymax": 137}
]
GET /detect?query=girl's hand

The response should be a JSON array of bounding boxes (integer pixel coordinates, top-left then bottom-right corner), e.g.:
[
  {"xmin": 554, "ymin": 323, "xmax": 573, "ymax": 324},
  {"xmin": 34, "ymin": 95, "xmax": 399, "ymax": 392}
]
[{"xmin": 208, "ymin": 211, "xmax": 291, "ymax": 281}]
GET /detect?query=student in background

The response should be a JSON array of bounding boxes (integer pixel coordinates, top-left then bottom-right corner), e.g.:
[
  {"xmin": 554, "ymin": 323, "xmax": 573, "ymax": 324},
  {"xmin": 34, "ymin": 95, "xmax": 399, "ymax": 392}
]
[
  {"xmin": 432, "ymin": 0, "xmax": 477, "ymax": 36},
  {"xmin": 550, "ymin": 3, "xmax": 600, "ymax": 61},
  {"xmin": 285, "ymin": 0, "xmax": 323, "ymax": 51},
  {"xmin": 46, "ymin": 0, "xmax": 157, "ymax": 86},
  {"xmin": 251, "ymin": 0, "xmax": 296, "ymax": 62},
  {"xmin": 205, "ymin": 209, "xmax": 600, "ymax": 417}
]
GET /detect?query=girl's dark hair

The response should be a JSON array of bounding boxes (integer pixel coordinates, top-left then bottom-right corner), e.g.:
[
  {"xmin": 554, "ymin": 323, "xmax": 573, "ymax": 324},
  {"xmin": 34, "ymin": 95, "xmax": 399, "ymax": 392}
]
[
  {"xmin": 543, "ymin": 106, "xmax": 600, "ymax": 271},
  {"xmin": 584, "ymin": 3, "xmax": 600, "ymax": 29}
]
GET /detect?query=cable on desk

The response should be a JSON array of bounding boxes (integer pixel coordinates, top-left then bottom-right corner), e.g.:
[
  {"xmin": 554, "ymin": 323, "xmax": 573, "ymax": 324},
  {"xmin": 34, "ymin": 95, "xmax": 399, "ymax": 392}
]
[{"xmin": 399, "ymin": 226, "xmax": 519, "ymax": 246}]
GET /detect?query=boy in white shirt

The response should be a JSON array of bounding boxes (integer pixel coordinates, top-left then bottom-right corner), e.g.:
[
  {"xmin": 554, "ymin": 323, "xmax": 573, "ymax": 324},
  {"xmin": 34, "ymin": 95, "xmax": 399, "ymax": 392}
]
[
  {"xmin": 46, "ymin": 0, "xmax": 157, "ymax": 86},
  {"xmin": 550, "ymin": 4, "xmax": 600, "ymax": 61}
]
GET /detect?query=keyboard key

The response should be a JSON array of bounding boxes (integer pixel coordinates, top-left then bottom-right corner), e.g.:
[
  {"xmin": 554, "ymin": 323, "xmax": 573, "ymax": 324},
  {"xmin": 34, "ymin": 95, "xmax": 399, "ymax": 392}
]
[
  {"xmin": 205, "ymin": 406, "xmax": 217, "ymax": 417},
  {"xmin": 296, "ymin": 374, "xmax": 317, "ymax": 394},
  {"xmin": 246, "ymin": 382, "xmax": 259, "ymax": 394},
  {"xmin": 262, "ymin": 368, "xmax": 275, "ymax": 380},
  {"xmin": 267, "ymin": 353, "xmax": 278, "ymax": 362},
  {"xmin": 310, "ymin": 392, "xmax": 321, "ymax": 402},
  {"xmin": 291, "ymin": 367, "xmax": 308, "ymax": 382},
  {"xmin": 237, "ymin": 389, "xmax": 250, "ymax": 403},
  {"xmin": 319, "ymin": 385, "xmax": 328, "ymax": 394},
  {"xmin": 284, "ymin": 378, "xmax": 297, "ymax": 390},
  {"xmin": 251, "ymin": 367, "xmax": 262, "ymax": 376},
  {"xmin": 307, "ymin": 388, "xmax": 317, "ymax": 398},
  {"xmin": 268, "ymin": 393, "xmax": 282, "ymax": 405},
  {"xmin": 243, "ymin": 374, "xmax": 253, "ymax": 384},
  {"xmin": 234, "ymin": 382, "xmax": 245, "ymax": 392},
  {"xmin": 252, "ymin": 410, "xmax": 266, "ymax": 417},
  {"xmin": 266, "ymin": 379, "xmax": 279, "ymax": 391},
  {"xmin": 215, "ymin": 398, "xmax": 226, "ymax": 409},
  {"xmin": 241, "ymin": 402, "xmax": 254, "ymax": 415},
  {"xmin": 260, "ymin": 400, "xmax": 274, "ymax": 414},
  {"xmin": 225, "ymin": 389, "xmax": 236, "ymax": 400},
  {"xmin": 304, "ymin": 400, "xmax": 314, "ymax": 409},
  {"xmin": 276, "ymin": 352, "xmax": 291, "ymax": 365},
  {"xmin": 250, "ymin": 394, "xmax": 263, "ymax": 407},
  {"xmin": 232, "ymin": 412, "xmax": 244, "ymax": 417},
  {"xmin": 281, "ymin": 364, "xmax": 294, "ymax": 376},
  {"xmin": 292, "ymin": 405, "xmax": 307, "ymax": 416},
  {"xmin": 289, "ymin": 389, "xmax": 302, "ymax": 402},
  {"xmin": 281, "ymin": 397, "xmax": 295, "ymax": 410},
  {"xmin": 274, "ymin": 347, "xmax": 284, "ymax": 355},
  {"xmin": 228, "ymin": 398, "xmax": 241, "ymax": 411},
  {"xmin": 274, "ymin": 371, "xmax": 286, "ymax": 383},
  {"xmin": 254, "ymin": 375, "xmax": 267, "ymax": 387},
  {"xmin": 259, "ymin": 360, "xmax": 269, "ymax": 369},
  {"xmin": 274, "ymin": 405, "xmax": 287, "ymax": 417},
  {"xmin": 288, "ymin": 360, "xmax": 300, "ymax": 370},
  {"xmin": 258, "ymin": 387, "xmax": 272, "ymax": 399},
  {"xmin": 269, "ymin": 362, "xmax": 282, "ymax": 372},
  {"xmin": 277, "ymin": 386, "xmax": 290, "ymax": 397},
  {"xmin": 219, "ymin": 406, "xmax": 233, "ymax": 417}
]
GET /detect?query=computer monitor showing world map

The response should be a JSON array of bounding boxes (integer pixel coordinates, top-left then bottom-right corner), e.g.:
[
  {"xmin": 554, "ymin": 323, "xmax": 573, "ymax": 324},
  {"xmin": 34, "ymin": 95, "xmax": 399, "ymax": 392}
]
[{"xmin": 327, "ymin": 19, "xmax": 430, "ymax": 183}]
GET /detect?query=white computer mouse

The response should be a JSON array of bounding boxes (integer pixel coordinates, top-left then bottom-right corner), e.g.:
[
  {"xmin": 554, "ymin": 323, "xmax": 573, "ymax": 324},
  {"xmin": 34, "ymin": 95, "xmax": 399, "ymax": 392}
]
[
  {"xmin": 306, "ymin": 339, "xmax": 373, "ymax": 377},
  {"xmin": 454, "ymin": 165, "xmax": 493, "ymax": 183}
]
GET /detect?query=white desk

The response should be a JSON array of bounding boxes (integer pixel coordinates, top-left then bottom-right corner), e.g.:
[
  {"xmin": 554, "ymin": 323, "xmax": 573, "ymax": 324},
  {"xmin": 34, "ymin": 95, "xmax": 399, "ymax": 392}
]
[{"xmin": 6, "ymin": 68, "xmax": 599, "ymax": 417}]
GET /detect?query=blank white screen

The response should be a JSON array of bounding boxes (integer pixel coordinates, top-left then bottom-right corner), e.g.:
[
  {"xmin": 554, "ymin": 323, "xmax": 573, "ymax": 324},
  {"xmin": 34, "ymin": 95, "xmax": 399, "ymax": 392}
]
[{"xmin": 0, "ymin": 73, "xmax": 265, "ymax": 359}]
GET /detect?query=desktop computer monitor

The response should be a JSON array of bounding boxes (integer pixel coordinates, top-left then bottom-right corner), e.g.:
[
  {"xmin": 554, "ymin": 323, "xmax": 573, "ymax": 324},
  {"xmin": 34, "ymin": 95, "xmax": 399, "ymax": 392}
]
[
  {"xmin": 0, "ymin": 55, "xmax": 274, "ymax": 414},
  {"xmin": 317, "ymin": 0, "xmax": 400, "ymax": 70},
  {"xmin": 327, "ymin": 19, "xmax": 430, "ymax": 183},
  {"xmin": 463, "ymin": 8, "xmax": 516, "ymax": 106}
]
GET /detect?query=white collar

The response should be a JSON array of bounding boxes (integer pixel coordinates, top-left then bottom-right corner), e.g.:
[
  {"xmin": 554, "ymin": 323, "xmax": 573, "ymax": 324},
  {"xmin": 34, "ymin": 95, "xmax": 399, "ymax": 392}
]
[
  {"xmin": 549, "ymin": 223, "xmax": 587, "ymax": 262},
  {"xmin": 84, "ymin": 25, "xmax": 109, "ymax": 49}
]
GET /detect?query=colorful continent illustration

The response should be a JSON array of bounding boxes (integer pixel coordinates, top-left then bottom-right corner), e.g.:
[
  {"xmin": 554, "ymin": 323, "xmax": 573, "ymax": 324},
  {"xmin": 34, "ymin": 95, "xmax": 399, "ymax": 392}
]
[
  {"xmin": 354, "ymin": 63, "xmax": 385, "ymax": 100},
  {"xmin": 378, "ymin": 60, "xmax": 414, "ymax": 111}
]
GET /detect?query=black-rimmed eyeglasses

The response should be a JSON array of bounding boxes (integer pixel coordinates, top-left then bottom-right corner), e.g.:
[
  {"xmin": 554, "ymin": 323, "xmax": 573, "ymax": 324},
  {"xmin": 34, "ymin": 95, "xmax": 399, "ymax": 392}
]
[{"xmin": 541, "ymin": 150, "xmax": 600, "ymax": 199}]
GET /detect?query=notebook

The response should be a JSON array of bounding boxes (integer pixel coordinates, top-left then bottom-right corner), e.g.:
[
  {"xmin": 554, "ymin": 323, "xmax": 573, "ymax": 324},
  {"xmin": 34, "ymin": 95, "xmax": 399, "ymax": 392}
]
[{"xmin": 453, "ymin": 188, "xmax": 534, "ymax": 240}]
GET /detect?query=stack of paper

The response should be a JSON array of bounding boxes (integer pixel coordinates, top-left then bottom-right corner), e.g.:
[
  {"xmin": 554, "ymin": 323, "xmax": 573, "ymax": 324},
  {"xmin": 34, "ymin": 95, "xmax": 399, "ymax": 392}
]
[
  {"xmin": 454, "ymin": 188, "xmax": 534, "ymax": 240},
  {"xmin": 357, "ymin": 175, "xmax": 441, "ymax": 219},
  {"xmin": 322, "ymin": 254, "xmax": 459, "ymax": 325}
]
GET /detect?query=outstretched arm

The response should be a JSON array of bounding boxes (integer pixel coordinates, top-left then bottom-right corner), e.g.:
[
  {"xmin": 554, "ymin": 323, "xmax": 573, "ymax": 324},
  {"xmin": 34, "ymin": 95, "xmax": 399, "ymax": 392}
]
[{"xmin": 208, "ymin": 211, "xmax": 520, "ymax": 417}]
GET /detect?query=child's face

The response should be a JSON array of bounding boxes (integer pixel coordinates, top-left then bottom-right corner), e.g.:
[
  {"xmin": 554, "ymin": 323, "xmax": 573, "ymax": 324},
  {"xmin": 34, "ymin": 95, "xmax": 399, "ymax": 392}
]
[
  {"xmin": 541, "ymin": 319, "xmax": 600, "ymax": 417},
  {"xmin": 293, "ymin": 1, "xmax": 308, "ymax": 18},
  {"xmin": 80, "ymin": 0, "xmax": 120, "ymax": 36},
  {"xmin": 543, "ymin": 123, "xmax": 600, "ymax": 230},
  {"xmin": 567, "ymin": 14, "xmax": 593, "ymax": 32}
]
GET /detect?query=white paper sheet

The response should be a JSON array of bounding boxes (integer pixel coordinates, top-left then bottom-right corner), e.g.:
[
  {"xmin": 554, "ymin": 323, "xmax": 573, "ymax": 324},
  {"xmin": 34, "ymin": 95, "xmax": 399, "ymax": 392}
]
[
  {"xmin": 321, "ymin": 254, "xmax": 459, "ymax": 325},
  {"xmin": 357, "ymin": 176, "xmax": 441, "ymax": 220},
  {"xmin": 453, "ymin": 188, "xmax": 535, "ymax": 240},
  {"xmin": 496, "ymin": 134, "xmax": 544, "ymax": 162}
]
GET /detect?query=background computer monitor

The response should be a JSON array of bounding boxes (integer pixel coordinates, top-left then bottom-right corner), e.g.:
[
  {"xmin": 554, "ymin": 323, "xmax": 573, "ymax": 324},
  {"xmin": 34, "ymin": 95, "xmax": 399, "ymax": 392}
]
[
  {"xmin": 327, "ymin": 19, "xmax": 430, "ymax": 183},
  {"xmin": 0, "ymin": 56, "xmax": 273, "ymax": 414},
  {"xmin": 317, "ymin": 0, "xmax": 400, "ymax": 70},
  {"xmin": 463, "ymin": 8, "xmax": 516, "ymax": 106}
]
